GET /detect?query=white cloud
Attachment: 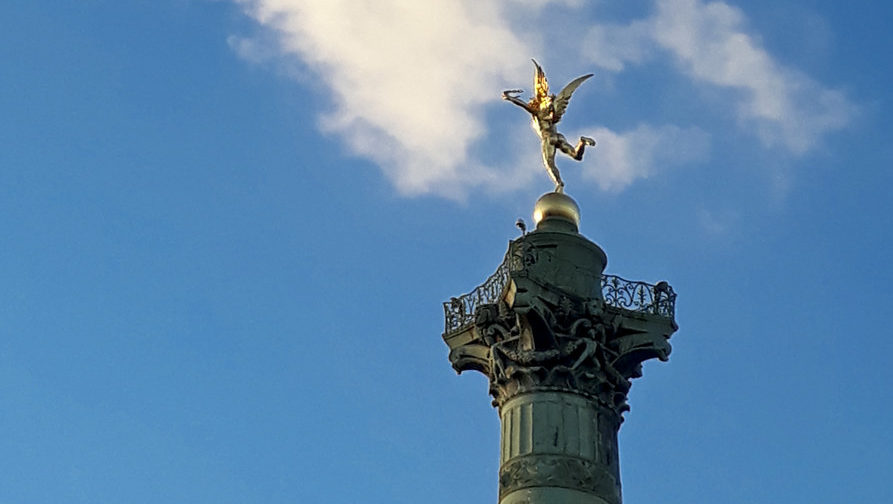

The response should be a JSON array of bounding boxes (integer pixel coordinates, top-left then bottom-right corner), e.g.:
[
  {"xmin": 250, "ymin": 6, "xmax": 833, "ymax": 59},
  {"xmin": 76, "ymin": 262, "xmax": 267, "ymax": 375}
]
[
  {"xmin": 582, "ymin": 0, "xmax": 856, "ymax": 154},
  {"xmin": 231, "ymin": 0, "xmax": 688, "ymax": 198},
  {"xmin": 231, "ymin": 0, "xmax": 536, "ymax": 198},
  {"xmin": 582, "ymin": 124, "xmax": 709, "ymax": 191},
  {"xmin": 583, "ymin": 21, "xmax": 654, "ymax": 72},
  {"xmin": 229, "ymin": 0, "xmax": 854, "ymax": 199}
]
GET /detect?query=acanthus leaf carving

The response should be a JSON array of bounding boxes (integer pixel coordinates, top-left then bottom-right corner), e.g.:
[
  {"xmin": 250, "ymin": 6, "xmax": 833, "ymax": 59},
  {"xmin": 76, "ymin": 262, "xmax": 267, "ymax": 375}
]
[
  {"xmin": 450, "ymin": 238, "xmax": 673, "ymax": 418},
  {"xmin": 474, "ymin": 295, "xmax": 637, "ymax": 416}
]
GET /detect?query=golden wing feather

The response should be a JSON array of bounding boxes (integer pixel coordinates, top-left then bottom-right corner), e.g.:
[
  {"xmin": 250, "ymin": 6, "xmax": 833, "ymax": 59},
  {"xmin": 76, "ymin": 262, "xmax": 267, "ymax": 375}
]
[{"xmin": 532, "ymin": 59, "xmax": 549, "ymax": 103}]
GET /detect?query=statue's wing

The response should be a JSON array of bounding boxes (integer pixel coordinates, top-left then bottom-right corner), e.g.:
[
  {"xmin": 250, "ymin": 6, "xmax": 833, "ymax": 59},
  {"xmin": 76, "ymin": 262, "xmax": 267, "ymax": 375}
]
[
  {"xmin": 553, "ymin": 73, "xmax": 593, "ymax": 121},
  {"xmin": 532, "ymin": 59, "xmax": 549, "ymax": 103}
]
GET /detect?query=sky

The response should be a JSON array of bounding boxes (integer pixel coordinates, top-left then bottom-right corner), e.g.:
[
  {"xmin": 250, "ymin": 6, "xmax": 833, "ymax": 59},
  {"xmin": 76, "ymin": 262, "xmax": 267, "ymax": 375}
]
[{"xmin": 1, "ymin": 0, "xmax": 892, "ymax": 502}]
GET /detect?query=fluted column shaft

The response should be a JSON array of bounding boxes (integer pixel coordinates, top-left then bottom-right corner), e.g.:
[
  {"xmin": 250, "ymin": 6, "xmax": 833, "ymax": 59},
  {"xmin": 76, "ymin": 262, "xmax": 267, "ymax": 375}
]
[{"xmin": 498, "ymin": 391, "xmax": 621, "ymax": 504}]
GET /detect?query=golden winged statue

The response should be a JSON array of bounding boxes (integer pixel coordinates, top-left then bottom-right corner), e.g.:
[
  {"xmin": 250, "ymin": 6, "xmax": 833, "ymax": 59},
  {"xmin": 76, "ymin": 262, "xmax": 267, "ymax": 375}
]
[{"xmin": 503, "ymin": 60, "xmax": 595, "ymax": 193}]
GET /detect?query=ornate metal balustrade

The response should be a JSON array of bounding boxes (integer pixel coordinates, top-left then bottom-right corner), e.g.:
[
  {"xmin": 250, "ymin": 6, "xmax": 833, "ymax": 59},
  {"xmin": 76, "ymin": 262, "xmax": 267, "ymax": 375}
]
[
  {"xmin": 601, "ymin": 274, "xmax": 676, "ymax": 319},
  {"xmin": 444, "ymin": 249, "xmax": 513, "ymax": 334},
  {"xmin": 443, "ymin": 247, "xmax": 675, "ymax": 336}
]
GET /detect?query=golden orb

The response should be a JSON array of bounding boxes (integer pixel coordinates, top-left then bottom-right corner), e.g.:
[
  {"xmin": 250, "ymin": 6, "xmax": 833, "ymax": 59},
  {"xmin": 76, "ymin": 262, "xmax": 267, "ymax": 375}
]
[{"xmin": 533, "ymin": 192, "xmax": 580, "ymax": 229}]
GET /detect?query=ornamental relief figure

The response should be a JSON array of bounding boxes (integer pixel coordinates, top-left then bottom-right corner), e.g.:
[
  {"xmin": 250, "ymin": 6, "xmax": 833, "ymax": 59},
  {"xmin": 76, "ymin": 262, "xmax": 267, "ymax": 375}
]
[{"xmin": 475, "ymin": 294, "xmax": 632, "ymax": 414}]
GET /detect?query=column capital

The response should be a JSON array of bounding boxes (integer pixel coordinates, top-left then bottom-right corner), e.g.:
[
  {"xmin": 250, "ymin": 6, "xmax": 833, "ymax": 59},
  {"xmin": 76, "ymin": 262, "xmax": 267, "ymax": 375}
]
[{"xmin": 443, "ymin": 230, "xmax": 677, "ymax": 417}]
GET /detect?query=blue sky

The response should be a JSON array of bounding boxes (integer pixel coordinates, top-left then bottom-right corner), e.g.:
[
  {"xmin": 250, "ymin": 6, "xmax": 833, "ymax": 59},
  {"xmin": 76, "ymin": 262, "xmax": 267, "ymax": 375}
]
[{"xmin": 1, "ymin": 1, "xmax": 891, "ymax": 502}]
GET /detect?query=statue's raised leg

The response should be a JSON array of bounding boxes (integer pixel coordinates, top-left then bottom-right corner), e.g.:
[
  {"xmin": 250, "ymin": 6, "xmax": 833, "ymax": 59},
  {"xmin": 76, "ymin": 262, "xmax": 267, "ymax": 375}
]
[{"xmin": 558, "ymin": 135, "xmax": 596, "ymax": 161}]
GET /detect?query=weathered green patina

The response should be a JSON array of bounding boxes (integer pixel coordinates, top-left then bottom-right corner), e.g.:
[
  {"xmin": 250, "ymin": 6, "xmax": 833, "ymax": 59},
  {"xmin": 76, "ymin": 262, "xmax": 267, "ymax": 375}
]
[{"xmin": 442, "ymin": 193, "xmax": 677, "ymax": 504}]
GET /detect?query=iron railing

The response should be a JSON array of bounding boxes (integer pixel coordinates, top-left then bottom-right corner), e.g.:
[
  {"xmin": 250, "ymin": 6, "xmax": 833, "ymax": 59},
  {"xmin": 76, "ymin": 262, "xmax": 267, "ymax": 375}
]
[
  {"xmin": 601, "ymin": 274, "xmax": 676, "ymax": 319},
  {"xmin": 442, "ymin": 249, "xmax": 675, "ymax": 335},
  {"xmin": 444, "ymin": 249, "xmax": 513, "ymax": 334}
]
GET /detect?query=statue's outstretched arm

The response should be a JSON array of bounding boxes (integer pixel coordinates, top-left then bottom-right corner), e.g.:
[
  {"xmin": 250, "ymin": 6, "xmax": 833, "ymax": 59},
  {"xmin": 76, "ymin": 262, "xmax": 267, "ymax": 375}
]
[{"xmin": 502, "ymin": 90, "xmax": 533, "ymax": 114}]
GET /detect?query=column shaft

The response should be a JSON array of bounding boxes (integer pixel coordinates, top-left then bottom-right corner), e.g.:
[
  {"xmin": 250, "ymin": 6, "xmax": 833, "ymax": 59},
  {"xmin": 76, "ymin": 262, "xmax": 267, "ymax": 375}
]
[{"xmin": 498, "ymin": 392, "xmax": 621, "ymax": 504}]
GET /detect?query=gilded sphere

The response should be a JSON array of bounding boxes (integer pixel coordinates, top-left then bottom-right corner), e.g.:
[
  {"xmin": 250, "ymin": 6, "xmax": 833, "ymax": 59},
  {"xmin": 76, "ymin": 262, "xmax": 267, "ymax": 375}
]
[{"xmin": 533, "ymin": 192, "xmax": 580, "ymax": 228}]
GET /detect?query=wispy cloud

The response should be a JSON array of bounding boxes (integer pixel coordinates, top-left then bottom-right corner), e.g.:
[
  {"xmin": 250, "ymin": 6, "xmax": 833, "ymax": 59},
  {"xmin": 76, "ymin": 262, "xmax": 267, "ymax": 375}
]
[
  {"xmin": 229, "ymin": 0, "xmax": 854, "ymax": 199},
  {"xmin": 583, "ymin": 0, "xmax": 857, "ymax": 154},
  {"xmin": 231, "ymin": 0, "xmax": 533, "ymax": 198},
  {"xmin": 697, "ymin": 207, "xmax": 738, "ymax": 235},
  {"xmin": 582, "ymin": 124, "xmax": 710, "ymax": 191}
]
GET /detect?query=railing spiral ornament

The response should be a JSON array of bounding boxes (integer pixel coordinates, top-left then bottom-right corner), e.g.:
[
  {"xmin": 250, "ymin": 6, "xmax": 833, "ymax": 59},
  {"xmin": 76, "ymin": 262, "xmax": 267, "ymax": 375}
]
[{"xmin": 600, "ymin": 275, "xmax": 676, "ymax": 319}]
